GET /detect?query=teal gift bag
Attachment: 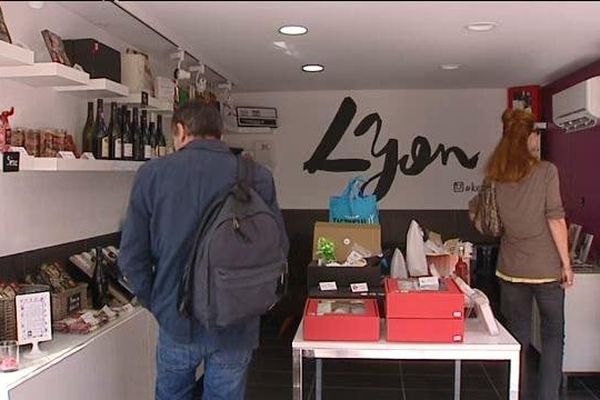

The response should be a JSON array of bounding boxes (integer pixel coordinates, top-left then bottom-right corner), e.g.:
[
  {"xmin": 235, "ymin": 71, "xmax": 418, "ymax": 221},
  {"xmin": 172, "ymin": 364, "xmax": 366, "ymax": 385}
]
[{"xmin": 329, "ymin": 177, "xmax": 379, "ymax": 224}]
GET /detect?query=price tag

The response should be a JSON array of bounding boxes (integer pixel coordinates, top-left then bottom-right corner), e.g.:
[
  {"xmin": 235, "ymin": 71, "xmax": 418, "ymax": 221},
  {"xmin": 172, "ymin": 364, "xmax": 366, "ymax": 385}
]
[
  {"xmin": 81, "ymin": 152, "xmax": 96, "ymax": 160},
  {"xmin": 58, "ymin": 151, "xmax": 76, "ymax": 159},
  {"xmin": 418, "ymin": 276, "xmax": 440, "ymax": 290},
  {"xmin": 80, "ymin": 311, "xmax": 99, "ymax": 326},
  {"xmin": 319, "ymin": 281, "xmax": 338, "ymax": 291},
  {"xmin": 350, "ymin": 283, "xmax": 369, "ymax": 293},
  {"xmin": 122, "ymin": 304, "xmax": 135, "ymax": 313},
  {"xmin": 9, "ymin": 146, "xmax": 29, "ymax": 157},
  {"xmin": 101, "ymin": 305, "xmax": 117, "ymax": 319},
  {"xmin": 2, "ymin": 151, "xmax": 20, "ymax": 172}
]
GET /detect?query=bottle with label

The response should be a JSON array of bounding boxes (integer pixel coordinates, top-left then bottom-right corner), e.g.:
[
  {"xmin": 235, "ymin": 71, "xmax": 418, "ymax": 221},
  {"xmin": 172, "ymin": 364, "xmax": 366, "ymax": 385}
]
[
  {"xmin": 157, "ymin": 115, "xmax": 167, "ymax": 157},
  {"xmin": 454, "ymin": 245, "xmax": 470, "ymax": 286},
  {"xmin": 141, "ymin": 110, "xmax": 151, "ymax": 161},
  {"xmin": 81, "ymin": 102, "xmax": 94, "ymax": 154},
  {"xmin": 132, "ymin": 107, "xmax": 143, "ymax": 161},
  {"xmin": 92, "ymin": 99, "xmax": 110, "ymax": 159},
  {"xmin": 122, "ymin": 107, "xmax": 134, "ymax": 161},
  {"xmin": 91, "ymin": 247, "xmax": 108, "ymax": 309},
  {"xmin": 148, "ymin": 113, "xmax": 157, "ymax": 159},
  {"xmin": 107, "ymin": 102, "xmax": 121, "ymax": 160}
]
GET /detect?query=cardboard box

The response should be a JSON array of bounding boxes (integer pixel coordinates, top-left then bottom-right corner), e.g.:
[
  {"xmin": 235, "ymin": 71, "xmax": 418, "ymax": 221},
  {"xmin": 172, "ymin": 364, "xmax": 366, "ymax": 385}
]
[
  {"xmin": 312, "ymin": 222, "xmax": 381, "ymax": 261},
  {"xmin": 303, "ymin": 298, "xmax": 380, "ymax": 341},
  {"xmin": 387, "ymin": 318, "xmax": 464, "ymax": 343},
  {"xmin": 384, "ymin": 277, "xmax": 464, "ymax": 319}
]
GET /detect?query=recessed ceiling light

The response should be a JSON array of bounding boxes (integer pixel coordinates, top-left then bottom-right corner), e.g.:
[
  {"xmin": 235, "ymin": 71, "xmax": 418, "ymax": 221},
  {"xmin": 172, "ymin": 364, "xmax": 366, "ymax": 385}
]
[
  {"xmin": 302, "ymin": 64, "xmax": 324, "ymax": 73},
  {"xmin": 465, "ymin": 22, "xmax": 498, "ymax": 32},
  {"xmin": 440, "ymin": 64, "xmax": 461, "ymax": 71},
  {"xmin": 28, "ymin": 1, "xmax": 45, "ymax": 9},
  {"xmin": 278, "ymin": 25, "xmax": 308, "ymax": 36}
]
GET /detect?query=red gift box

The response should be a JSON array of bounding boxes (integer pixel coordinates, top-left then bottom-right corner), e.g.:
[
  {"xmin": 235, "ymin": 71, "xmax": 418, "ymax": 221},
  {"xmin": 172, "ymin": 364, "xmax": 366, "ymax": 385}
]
[
  {"xmin": 385, "ymin": 277, "xmax": 465, "ymax": 342},
  {"xmin": 303, "ymin": 298, "xmax": 380, "ymax": 341}
]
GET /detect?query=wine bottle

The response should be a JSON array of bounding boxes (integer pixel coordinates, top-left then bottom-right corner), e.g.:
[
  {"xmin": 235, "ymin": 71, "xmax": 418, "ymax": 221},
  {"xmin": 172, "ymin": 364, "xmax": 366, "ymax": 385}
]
[
  {"xmin": 122, "ymin": 108, "xmax": 134, "ymax": 161},
  {"xmin": 132, "ymin": 107, "xmax": 143, "ymax": 161},
  {"xmin": 108, "ymin": 102, "xmax": 122, "ymax": 160},
  {"xmin": 81, "ymin": 102, "xmax": 94, "ymax": 154},
  {"xmin": 92, "ymin": 99, "xmax": 110, "ymax": 159},
  {"xmin": 157, "ymin": 115, "xmax": 167, "ymax": 157},
  {"xmin": 92, "ymin": 247, "xmax": 108, "ymax": 309},
  {"xmin": 148, "ymin": 113, "xmax": 157, "ymax": 159},
  {"xmin": 141, "ymin": 110, "xmax": 151, "ymax": 161}
]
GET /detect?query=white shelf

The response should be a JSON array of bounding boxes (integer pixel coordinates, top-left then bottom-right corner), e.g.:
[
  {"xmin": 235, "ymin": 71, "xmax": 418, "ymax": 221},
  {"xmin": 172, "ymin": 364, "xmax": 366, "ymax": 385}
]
[
  {"xmin": 15, "ymin": 157, "xmax": 144, "ymax": 172},
  {"xmin": 0, "ymin": 41, "xmax": 35, "ymax": 66},
  {"xmin": 54, "ymin": 78, "xmax": 129, "ymax": 98},
  {"xmin": 0, "ymin": 62, "xmax": 90, "ymax": 87},
  {"xmin": 107, "ymin": 93, "xmax": 173, "ymax": 113},
  {"xmin": 226, "ymin": 126, "xmax": 277, "ymax": 134}
]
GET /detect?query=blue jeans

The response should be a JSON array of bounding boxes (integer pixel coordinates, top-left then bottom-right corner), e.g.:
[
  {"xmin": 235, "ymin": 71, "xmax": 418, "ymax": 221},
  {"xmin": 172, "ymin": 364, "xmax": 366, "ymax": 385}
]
[
  {"xmin": 156, "ymin": 328, "xmax": 253, "ymax": 400},
  {"xmin": 499, "ymin": 280, "xmax": 565, "ymax": 400}
]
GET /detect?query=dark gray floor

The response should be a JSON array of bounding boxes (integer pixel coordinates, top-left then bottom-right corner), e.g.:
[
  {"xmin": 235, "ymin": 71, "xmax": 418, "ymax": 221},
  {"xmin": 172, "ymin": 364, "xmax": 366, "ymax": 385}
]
[{"xmin": 246, "ymin": 318, "xmax": 600, "ymax": 400}]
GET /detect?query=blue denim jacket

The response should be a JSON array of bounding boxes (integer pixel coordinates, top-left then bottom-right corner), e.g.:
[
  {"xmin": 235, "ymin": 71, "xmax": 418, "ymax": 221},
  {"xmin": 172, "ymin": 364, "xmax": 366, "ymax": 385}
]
[{"xmin": 119, "ymin": 139, "xmax": 288, "ymax": 349}]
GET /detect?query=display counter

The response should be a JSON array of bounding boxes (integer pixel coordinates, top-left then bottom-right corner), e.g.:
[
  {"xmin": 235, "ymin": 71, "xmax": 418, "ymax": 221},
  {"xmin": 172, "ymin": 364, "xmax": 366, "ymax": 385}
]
[{"xmin": 0, "ymin": 307, "xmax": 157, "ymax": 400}]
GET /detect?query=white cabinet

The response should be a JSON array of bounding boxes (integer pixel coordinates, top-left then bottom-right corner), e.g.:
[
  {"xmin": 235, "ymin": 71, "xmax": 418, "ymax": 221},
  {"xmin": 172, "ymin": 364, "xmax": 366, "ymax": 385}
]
[
  {"xmin": 2, "ymin": 308, "xmax": 158, "ymax": 400},
  {"xmin": 531, "ymin": 269, "xmax": 600, "ymax": 373}
]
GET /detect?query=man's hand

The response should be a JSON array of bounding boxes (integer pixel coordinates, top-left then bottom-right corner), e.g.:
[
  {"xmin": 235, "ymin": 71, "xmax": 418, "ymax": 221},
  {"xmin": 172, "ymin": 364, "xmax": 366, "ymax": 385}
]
[{"xmin": 561, "ymin": 266, "xmax": 574, "ymax": 289}]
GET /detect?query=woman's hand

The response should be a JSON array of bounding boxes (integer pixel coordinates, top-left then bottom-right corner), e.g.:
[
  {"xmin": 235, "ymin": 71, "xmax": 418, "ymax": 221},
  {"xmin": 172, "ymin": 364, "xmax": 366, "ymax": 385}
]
[{"xmin": 561, "ymin": 266, "xmax": 574, "ymax": 289}]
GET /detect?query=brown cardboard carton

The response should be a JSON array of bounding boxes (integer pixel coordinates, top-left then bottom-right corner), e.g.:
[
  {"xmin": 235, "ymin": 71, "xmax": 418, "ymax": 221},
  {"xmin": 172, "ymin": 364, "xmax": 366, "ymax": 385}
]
[{"xmin": 312, "ymin": 222, "xmax": 381, "ymax": 261}]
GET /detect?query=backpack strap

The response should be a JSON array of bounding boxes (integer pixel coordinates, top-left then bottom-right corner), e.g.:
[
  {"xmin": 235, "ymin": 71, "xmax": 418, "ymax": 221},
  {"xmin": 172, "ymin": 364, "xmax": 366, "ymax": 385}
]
[{"xmin": 237, "ymin": 155, "xmax": 255, "ymax": 190}]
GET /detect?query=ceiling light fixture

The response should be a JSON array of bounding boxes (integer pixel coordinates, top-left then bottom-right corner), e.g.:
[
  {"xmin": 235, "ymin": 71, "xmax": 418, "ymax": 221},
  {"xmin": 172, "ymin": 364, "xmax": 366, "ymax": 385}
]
[
  {"xmin": 28, "ymin": 1, "xmax": 45, "ymax": 9},
  {"xmin": 302, "ymin": 64, "xmax": 324, "ymax": 73},
  {"xmin": 465, "ymin": 22, "xmax": 498, "ymax": 32},
  {"xmin": 278, "ymin": 25, "xmax": 308, "ymax": 36},
  {"xmin": 440, "ymin": 64, "xmax": 461, "ymax": 71}
]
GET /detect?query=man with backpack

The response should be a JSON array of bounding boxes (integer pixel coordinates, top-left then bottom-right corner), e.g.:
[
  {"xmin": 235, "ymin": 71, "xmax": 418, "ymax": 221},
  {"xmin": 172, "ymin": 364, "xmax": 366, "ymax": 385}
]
[{"xmin": 119, "ymin": 100, "xmax": 289, "ymax": 400}]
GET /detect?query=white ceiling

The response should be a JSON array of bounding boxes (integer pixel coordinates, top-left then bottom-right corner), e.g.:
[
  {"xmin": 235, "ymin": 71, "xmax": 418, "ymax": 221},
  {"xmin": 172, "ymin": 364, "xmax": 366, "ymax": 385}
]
[{"xmin": 83, "ymin": 1, "xmax": 600, "ymax": 91}]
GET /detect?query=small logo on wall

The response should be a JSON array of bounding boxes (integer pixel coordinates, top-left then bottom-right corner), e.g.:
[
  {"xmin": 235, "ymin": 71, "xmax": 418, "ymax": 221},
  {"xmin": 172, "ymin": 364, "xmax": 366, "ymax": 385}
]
[
  {"xmin": 303, "ymin": 96, "xmax": 481, "ymax": 200},
  {"xmin": 452, "ymin": 181, "xmax": 481, "ymax": 193}
]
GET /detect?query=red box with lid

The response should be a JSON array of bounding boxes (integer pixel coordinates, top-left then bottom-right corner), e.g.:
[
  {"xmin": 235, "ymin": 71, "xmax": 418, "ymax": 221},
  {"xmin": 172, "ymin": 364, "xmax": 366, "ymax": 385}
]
[
  {"xmin": 303, "ymin": 298, "xmax": 380, "ymax": 341},
  {"xmin": 384, "ymin": 277, "xmax": 465, "ymax": 342}
]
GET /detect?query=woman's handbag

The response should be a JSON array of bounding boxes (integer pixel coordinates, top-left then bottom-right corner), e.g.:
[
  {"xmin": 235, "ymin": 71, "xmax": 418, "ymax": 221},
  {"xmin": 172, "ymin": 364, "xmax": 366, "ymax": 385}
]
[
  {"xmin": 329, "ymin": 177, "xmax": 379, "ymax": 224},
  {"xmin": 469, "ymin": 179, "xmax": 503, "ymax": 237}
]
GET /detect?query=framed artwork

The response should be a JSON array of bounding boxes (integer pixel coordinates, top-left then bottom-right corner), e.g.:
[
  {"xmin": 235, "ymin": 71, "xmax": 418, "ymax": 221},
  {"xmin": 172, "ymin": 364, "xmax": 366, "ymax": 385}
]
[
  {"xmin": 507, "ymin": 85, "xmax": 541, "ymax": 121},
  {"xmin": 0, "ymin": 4, "xmax": 12, "ymax": 44},
  {"xmin": 577, "ymin": 234, "xmax": 594, "ymax": 265},
  {"xmin": 568, "ymin": 223, "xmax": 582, "ymax": 261},
  {"xmin": 41, "ymin": 29, "xmax": 72, "ymax": 66}
]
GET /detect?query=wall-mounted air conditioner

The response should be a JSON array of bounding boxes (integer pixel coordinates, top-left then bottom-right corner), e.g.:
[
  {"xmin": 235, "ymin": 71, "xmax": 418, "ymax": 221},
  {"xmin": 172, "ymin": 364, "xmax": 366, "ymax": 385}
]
[{"xmin": 552, "ymin": 76, "xmax": 600, "ymax": 132}]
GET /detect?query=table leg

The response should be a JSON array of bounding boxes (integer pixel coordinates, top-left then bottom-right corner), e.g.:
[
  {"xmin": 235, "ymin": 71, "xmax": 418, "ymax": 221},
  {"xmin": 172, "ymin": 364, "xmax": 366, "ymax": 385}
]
[
  {"xmin": 293, "ymin": 349, "xmax": 303, "ymax": 400},
  {"xmin": 508, "ymin": 352, "xmax": 520, "ymax": 400},
  {"xmin": 316, "ymin": 359, "xmax": 322, "ymax": 400},
  {"xmin": 454, "ymin": 360, "xmax": 461, "ymax": 400}
]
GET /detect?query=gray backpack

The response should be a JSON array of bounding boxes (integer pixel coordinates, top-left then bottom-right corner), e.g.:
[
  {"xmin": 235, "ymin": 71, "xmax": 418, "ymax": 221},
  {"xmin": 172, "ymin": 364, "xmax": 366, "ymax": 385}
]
[{"xmin": 178, "ymin": 157, "xmax": 287, "ymax": 329}]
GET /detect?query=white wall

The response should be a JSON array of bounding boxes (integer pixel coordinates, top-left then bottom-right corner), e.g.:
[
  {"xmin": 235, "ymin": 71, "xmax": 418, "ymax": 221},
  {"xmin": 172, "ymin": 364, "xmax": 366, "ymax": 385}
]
[
  {"xmin": 227, "ymin": 89, "xmax": 505, "ymax": 210},
  {"xmin": 0, "ymin": 2, "xmax": 138, "ymax": 256}
]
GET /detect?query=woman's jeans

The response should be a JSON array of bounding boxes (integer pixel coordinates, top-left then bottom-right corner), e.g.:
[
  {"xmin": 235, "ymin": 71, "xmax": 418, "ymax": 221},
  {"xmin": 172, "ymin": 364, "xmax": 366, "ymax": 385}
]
[
  {"xmin": 499, "ymin": 280, "xmax": 565, "ymax": 400},
  {"xmin": 155, "ymin": 328, "xmax": 253, "ymax": 400}
]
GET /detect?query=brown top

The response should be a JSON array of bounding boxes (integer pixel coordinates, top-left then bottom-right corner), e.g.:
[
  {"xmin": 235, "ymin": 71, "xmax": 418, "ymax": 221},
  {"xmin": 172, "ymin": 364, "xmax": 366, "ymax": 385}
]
[{"xmin": 495, "ymin": 161, "xmax": 565, "ymax": 279}]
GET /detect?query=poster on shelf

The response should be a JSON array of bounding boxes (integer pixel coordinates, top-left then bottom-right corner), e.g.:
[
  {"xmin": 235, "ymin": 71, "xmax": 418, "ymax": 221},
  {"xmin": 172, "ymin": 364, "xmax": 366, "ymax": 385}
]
[{"xmin": 15, "ymin": 291, "xmax": 52, "ymax": 345}]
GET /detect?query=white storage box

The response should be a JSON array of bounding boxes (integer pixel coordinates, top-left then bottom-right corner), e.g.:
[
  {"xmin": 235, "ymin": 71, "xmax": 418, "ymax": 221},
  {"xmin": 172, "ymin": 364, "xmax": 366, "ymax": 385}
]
[{"xmin": 122, "ymin": 53, "xmax": 154, "ymax": 95}]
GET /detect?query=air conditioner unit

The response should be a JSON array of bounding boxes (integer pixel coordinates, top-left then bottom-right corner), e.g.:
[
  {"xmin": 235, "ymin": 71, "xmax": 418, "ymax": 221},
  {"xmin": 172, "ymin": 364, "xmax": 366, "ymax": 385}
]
[{"xmin": 552, "ymin": 76, "xmax": 600, "ymax": 132}]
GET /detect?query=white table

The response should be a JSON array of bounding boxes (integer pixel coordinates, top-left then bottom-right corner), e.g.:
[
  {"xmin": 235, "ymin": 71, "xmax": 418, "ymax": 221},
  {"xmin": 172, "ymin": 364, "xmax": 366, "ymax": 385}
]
[{"xmin": 292, "ymin": 318, "xmax": 521, "ymax": 400}]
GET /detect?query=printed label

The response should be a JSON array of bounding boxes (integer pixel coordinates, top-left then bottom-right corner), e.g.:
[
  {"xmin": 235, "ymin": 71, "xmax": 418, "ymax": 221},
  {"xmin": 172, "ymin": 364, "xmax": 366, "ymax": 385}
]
[
  {"xmin": 319, "ymin": 281, "xmax": 338, "ymax": 291},
  {"xmin": 101, "ymin": 137, "xmax": 110, "ymax": 158},
  {"xmin": 350, "ymin": 282, "xmax": 369, "ymax": 293},
  {"xmin": 158, "ymin": 146, "xmax": 166, "ymax": 157},
  {"xmin": 144, "ymin": 145, "xmax": 152, "ymax": 159},
  {"xmin": 114, "ymin": 139, "xmax": 122, "ymax": 159},
  {"xmin": 123, "ymin": 144, "xmax": 133, "ymax": 158}
]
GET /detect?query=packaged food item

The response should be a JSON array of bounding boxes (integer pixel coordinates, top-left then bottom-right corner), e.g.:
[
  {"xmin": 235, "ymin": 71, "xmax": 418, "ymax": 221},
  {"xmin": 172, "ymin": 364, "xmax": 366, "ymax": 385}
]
[{"xmin": 0, "ymin": 107, "xmax": 14, "ymax": 152}]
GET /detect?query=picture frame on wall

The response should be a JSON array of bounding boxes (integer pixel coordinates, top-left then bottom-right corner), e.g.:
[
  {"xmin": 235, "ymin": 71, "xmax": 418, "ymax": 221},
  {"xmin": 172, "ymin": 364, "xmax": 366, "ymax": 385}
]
[
  {"xmin": 0, "ymin": 4, "xmax": 12, "ymax": 44},
  {"xmin": 507, "ymin": 85, "xmax": 541, "ymax": 121},
  {"xmin": 41, "ymin": 29, "xmax": 72, "ymax": 66},
  {"xmin": 576, "ymin": 233, "xmax": 594, "ymax": 265}
]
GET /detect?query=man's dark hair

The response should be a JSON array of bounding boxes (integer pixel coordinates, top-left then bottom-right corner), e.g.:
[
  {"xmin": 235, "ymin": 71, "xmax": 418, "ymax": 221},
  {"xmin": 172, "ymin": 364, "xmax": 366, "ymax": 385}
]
[{"xmin": 172, "ymin": 100, "xmax": 223, "ymax": 139}]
